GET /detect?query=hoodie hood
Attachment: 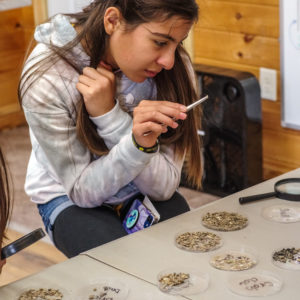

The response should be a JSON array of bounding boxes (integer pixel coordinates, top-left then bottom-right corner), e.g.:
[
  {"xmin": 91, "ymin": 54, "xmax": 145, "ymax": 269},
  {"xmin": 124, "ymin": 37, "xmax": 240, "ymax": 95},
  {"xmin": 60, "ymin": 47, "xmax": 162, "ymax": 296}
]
[
  {"xmin": 34, "ymin": 14, "xmax": 76, "ymax": 47},
  {"xmin": 32, "ymin": 13, "xmax": 156, "ymax": 104}
]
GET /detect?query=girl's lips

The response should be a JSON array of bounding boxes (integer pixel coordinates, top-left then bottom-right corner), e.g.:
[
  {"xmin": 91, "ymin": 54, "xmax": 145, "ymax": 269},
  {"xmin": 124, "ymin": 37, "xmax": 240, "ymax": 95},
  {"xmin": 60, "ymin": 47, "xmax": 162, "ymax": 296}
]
[{"xmin": 145, "ymin": 70, "xmax": 158, "ymax": 77}]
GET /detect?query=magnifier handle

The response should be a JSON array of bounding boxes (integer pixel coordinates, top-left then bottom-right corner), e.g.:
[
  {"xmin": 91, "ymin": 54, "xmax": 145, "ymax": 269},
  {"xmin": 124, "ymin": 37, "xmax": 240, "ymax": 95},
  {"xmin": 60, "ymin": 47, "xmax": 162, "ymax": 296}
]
[{"xmin": 239, "ymin": 192, "xmax": 276, "ymax": 204}]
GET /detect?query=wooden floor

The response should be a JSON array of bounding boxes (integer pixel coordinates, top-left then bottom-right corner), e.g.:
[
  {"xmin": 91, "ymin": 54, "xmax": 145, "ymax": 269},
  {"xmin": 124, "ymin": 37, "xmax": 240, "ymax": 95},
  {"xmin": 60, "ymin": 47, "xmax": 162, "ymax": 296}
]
[{"xmin": 0, "ymin": 229, "xmax": 67, "ymax": 287}]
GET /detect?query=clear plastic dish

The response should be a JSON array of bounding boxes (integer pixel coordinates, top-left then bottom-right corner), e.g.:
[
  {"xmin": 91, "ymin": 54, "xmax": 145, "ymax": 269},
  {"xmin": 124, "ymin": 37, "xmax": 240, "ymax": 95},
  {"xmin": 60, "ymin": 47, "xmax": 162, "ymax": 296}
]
[
  {"xmin": 210, "ymin": 247, "xmax": 258, "ymax": 271},
  {"xmin": 17, "ymin": 284, "xmax": 71, "ymax": 300},
  {"xmin": 74, "ymin": 279, "xmax": 129, "ymax": 300},
  {"xmin": 174, "ymin": 229, "xmax": 223, "ymax": 252},
  {"xmin": 157, "ymin": 267, "xmax": 209, "ymax": 296},
  {"xmin": 201, "ymin": 211, "xmax": 248, "ymax": 231},
  {"xmin": 227, "ymin": 271, "xmax": 282, "ymax": 297},
  {"xmin": 272, "ymin": 247, "xmax": 300, "ymax": 270},
  {"xmin": 262, "ymin": 205, "xmax": 300, "ymax": 223}
]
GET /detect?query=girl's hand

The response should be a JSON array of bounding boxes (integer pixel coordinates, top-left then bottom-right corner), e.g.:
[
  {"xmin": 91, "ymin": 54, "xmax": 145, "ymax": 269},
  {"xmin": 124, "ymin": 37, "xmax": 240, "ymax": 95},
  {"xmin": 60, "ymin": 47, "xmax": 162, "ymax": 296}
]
[
  {"xmin": 76, "ymin": 61, "xmax": 116, "ymax": 117},
  {"xmin": 132, "ymin": 100, "xmax": 187, "ymax": 148}
]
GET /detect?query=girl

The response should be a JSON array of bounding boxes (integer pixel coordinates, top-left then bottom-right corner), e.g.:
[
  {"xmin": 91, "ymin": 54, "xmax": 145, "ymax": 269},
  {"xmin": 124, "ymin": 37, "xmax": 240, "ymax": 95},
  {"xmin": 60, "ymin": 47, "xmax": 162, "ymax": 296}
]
[
  {"xmin": 19, "ymin": 0, "xmax": 203, "ymax": 257},
  {"xmin": 0, "ymin": 148, "xmax": 11, "ymax": 273}
]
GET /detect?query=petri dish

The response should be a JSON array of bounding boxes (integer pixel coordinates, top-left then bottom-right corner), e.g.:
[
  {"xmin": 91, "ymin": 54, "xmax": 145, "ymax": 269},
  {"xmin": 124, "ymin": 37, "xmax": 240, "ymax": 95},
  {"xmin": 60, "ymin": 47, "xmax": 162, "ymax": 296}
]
[
  {"xmin": 174, "ymin": 229, "xmax": 222, "ymax": 252},
  {"xmin": 210, "ymin": 248, "xmax": 258, "ymax": 271},
  {"xmin": 262, "ymin": 205, "xmax": 300, "ymax": 223},
  {"xmin": 272, "ymin": 247, "xmax": 300, "ymax": 270},
  {"xmin": 17, "ymin": 284, "xmax": 71, "ymax": 300},
  {"xmin": 74, "ymin": 279, "xmax": 129, "ymax": 300},
  {"xmin": 201, "ymin": 211, "xmax": 248, "ymax": 231},
  {"xmin": 144, "ymin": 290, "xmax": 182, "ymax": 300},
  {"xmin": 157, "ymin": 267, "xmax": 209, "ymax": 296},
  {"xmin": 227, "ymin": 271, "xmax": 282, "ymax": 297}
]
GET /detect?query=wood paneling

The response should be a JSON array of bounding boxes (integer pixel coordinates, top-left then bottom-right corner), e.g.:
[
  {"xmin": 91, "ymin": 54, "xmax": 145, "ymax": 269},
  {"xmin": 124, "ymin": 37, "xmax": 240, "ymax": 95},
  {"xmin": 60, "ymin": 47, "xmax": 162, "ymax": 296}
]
[
  {"xmin": 0, "ymin": 6, "xmax": 34, "ymax": 129},
  {"xmin": 194, "ymin": 0, "xmax": 300, "ymax": 179},
  {"xmin": 197, "ymin": 1, "xmax": 279, "ymax": 37},
  {"xmin": 194, "ymin": 28, "xmax": 279, "ymax": 69},
  {"xmin": 32, "ymin": 0, "xmax": 48, "ymax": 25},
  {"xmin": 215, "ymin": 0, "xmax": 278, "ymax": 6}
]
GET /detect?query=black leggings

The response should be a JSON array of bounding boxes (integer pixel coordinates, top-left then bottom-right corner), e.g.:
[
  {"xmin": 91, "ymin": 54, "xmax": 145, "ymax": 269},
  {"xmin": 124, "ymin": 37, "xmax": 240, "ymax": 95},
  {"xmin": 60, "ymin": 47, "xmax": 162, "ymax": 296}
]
[{"xmin": 52, "ymin": 191, "xmax": 190, "ymax": 258}]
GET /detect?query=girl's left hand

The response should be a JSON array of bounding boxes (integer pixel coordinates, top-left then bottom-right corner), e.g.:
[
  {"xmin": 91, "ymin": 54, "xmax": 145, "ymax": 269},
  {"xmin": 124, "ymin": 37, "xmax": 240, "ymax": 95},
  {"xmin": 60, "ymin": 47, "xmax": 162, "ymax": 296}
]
[{"xmin": 76, "ymin": 61, "xmax": 116, "ymax": 117}]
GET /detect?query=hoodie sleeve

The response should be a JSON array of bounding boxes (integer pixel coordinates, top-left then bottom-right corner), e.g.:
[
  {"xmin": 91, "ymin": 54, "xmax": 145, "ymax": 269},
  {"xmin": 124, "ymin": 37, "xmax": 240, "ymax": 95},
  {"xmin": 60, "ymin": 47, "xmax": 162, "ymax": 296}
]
[
  {"xmin": 22, "ymin": 68, "xmax": 157, "ymax": 208},
  {"xmin": 91, "ymin": 102, "xmax": 184, "ymax": 201}
]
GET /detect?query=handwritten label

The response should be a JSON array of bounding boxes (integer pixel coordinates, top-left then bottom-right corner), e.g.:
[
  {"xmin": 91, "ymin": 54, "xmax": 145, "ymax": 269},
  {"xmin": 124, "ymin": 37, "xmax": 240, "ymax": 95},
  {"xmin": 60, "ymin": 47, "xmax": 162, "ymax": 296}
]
[{"xmin": 239, "ymin": 277, "xmax": 273, "ymax": 291}]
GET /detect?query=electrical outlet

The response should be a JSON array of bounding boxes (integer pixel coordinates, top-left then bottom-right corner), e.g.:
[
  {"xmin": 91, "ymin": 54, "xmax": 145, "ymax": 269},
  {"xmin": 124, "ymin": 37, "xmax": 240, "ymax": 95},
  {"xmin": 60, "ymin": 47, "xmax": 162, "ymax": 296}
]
[{"xmin": 259, "ymin": 67, "xmax": 277, "ymax": 101}]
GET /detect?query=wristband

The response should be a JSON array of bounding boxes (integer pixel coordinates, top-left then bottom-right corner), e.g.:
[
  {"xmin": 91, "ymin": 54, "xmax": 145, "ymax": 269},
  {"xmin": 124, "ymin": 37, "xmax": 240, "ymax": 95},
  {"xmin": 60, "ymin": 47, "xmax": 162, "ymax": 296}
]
[{"xmin": 132, "ymin": 134, "xmax": 159, "ymax": 153}]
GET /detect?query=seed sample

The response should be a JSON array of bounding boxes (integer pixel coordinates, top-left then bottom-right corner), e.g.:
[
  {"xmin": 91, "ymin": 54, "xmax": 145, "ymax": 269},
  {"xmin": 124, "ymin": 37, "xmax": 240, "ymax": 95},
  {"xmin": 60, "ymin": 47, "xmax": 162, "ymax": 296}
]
[
  {"xmin": 202, "ymin": 211, "xmax": 248, "ymax": 231},
  {"xmin": 210, "ymin": 252, "xmax": 257, "ymax": 271},
  {"xmin": 157, "ymin": 268, "xmax": 210, "ymax": 296},
  {"xmin": 175, "ymin": 231, "xmax": 222, "ymax": 252},
  {"xmin": 273, "ymin": 247, "xmax": 300, "ymax": 265},
  {"xmin": 18, "ymin": 288, "xmax": 63, "ymax": 300},
  {"xmin": 158, "ymin": 272, "xmax": 190, "ymax": 293}
]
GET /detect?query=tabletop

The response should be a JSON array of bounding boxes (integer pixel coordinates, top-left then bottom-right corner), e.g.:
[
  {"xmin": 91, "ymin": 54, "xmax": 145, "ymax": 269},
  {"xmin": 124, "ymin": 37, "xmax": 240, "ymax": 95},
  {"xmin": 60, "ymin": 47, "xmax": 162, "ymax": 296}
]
[
  {"xmin": 1, "ymin": 169, "xmax": 300, "ymax": 299},
  {"xmin": 84, "ymin": 168, "xmax": 300, "ymax": 299},
  {"xmin": 0, "ymin": 254, "xmax": 189, "ymax": 299}
]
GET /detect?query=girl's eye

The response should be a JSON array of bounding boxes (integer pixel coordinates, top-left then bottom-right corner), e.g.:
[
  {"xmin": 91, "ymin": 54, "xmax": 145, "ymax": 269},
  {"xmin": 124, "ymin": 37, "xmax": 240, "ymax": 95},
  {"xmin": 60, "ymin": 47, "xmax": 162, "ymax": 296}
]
[{"xmin": 154, "ymin": 40, "xmax": 168, "ymax": 47}]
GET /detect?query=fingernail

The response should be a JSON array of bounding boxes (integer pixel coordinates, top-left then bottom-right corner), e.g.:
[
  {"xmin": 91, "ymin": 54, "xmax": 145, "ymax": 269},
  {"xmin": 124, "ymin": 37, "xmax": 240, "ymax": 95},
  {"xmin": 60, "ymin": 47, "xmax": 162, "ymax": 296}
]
[
  {"xmin": 179, "ymin": 112, "xmax": 187, "ymax": 119},
  {"xmin": 180, "ymin": 105, "xmax": 187, "ymax": 112}
]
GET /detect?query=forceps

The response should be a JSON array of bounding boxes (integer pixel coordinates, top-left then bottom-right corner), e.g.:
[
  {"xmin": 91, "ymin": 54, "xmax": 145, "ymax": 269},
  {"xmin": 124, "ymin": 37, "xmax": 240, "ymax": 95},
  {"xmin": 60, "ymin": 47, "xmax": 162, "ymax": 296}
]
[{"xmin": 143, "ymin": 95, "xmax": 209, "ymax": 136}]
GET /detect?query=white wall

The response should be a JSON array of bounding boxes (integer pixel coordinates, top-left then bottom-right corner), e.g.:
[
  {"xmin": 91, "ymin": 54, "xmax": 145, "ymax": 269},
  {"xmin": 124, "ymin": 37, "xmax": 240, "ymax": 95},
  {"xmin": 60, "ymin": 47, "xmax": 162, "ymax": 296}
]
[
  {"xmin": 280, "ymin": 0, "xmax": 300, "ymax": 130},
  {"xmin": 47, "ymin": 0, "xmax": 92, "ymax": 17},
  {"xmin": 0, "ymin": 0, "xmax": 31, "ymax": 11}
]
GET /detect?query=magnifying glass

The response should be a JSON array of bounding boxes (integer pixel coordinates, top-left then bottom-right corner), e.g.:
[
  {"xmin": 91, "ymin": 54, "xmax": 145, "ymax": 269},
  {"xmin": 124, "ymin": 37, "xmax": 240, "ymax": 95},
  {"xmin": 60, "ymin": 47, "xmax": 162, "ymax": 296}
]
[
  {"xmin": 1, "ymin": 228, "xmax": 45, "ymax": 259},
  {"xmin": 239, "ymin": 178, "xmax": 300, "ymax": 204}
]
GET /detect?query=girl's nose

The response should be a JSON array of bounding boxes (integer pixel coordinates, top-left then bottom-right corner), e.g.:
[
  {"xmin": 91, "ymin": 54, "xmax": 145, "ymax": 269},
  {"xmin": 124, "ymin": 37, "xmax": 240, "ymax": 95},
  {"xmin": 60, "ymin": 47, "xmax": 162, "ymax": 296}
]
[{"xmin": 156, "ymin": 49, "xmax": 175, "ymax": 70}]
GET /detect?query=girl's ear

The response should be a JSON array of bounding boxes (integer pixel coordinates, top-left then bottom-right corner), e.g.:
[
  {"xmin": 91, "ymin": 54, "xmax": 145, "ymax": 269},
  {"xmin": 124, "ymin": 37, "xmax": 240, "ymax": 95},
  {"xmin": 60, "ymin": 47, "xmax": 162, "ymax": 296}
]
[{"xmin": 104, "ymin": 7, "xmax": 122, "ymax": 35}]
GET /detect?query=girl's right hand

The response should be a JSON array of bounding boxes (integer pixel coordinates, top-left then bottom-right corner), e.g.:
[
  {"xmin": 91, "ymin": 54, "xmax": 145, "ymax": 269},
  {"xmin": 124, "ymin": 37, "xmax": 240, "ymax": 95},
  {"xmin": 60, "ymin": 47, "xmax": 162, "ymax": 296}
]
[
  {"xmin": 76, "ymin": 61, "xmax": 116, "ymax": 117},
  {"xmin": 132, "ymin": 100, "xmax": 187, "ymax": 148}
]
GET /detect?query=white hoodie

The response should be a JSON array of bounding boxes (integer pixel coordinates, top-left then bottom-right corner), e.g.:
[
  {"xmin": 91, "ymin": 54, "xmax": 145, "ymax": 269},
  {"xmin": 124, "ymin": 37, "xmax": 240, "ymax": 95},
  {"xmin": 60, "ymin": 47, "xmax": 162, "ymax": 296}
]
[{"xmin": 22, "ymin": 14, "xmax": 184, "ymax": 208}]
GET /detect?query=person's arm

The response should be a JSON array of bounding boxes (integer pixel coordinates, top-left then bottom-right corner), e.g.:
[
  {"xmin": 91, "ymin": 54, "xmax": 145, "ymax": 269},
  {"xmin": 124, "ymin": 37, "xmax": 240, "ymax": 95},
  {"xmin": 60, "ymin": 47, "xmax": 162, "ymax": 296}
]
[
  {"xmin": 77, "ymin": 63, "xmax": 187, "ymax": 201},
  {"xmin": 133, "ymin": 144, "xmax": 184, "ymax": 200},
  {"xmin": 22, "ymin": 74, "xmax": 156, "ymax": 208},
  {"xmin": 92, "ymin": 101, "xmax": 185, "ymax": 201}
]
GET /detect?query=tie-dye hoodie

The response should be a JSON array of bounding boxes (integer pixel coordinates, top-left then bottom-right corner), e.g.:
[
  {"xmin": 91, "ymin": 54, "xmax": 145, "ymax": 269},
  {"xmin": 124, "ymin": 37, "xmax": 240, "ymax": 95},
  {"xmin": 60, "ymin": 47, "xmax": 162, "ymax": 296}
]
[{"xmin": 21, "ymin": 14, "xmax": 184, "ymax": 208}]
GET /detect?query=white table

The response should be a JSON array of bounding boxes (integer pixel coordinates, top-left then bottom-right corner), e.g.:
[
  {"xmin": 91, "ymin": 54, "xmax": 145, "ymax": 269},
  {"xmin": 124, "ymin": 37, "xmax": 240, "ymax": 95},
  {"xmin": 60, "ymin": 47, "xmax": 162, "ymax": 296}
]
[
  {"xmin": 0, "ymin": 254, "xmax": 187, "ymax": 299},
  {"xmin": 84, "ymin": 168, "xmax": 300, "ymax": 299},
  {"xmin": 1, "ymin": 169, "xmax": 299, "ymax": 299}
]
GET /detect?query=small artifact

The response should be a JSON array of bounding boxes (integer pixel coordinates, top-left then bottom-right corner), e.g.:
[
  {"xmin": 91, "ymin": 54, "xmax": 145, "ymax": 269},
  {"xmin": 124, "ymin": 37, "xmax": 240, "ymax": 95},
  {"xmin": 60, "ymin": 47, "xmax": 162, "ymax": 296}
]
[
  {"xmin": 211, "ymin": 253, "xmax": 256, "ymax": 271},
  {"xmin": 158, "ymin": 272, "xmax": 190, "ymax": 292},
  {"xmin": 18, "ymin": 288, "xmax": 63, "ymax": 300},
  {"xmin": 272, "ymin": 247, "xmax": 300, "ymax": 264},
  {"xmin": 175, "ymin": 231, "xmax": 221, "ymax": 252},
  {"xmin": 202, "ymin": 211, "xmax": 248, "ymax": 231}
]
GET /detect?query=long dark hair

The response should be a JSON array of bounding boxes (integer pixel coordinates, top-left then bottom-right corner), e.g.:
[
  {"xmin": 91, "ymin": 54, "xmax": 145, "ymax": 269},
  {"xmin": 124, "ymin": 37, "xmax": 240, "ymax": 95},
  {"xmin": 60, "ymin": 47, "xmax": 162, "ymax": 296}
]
[
  {"xmin": 19, "ymin": 0, "xmax": 203, "ymax": 187},
  {"xmin": 0, "ymin": 148, "xmax": 11, "ymax": 249}
]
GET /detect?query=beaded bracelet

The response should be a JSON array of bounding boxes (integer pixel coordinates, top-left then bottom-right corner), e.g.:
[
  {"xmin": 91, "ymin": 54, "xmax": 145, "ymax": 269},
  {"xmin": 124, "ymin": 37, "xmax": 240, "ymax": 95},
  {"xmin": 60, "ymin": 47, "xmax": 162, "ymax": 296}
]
[{"xmin": 132, "ymin": 134, "xmax": 159, "ymax": 153}]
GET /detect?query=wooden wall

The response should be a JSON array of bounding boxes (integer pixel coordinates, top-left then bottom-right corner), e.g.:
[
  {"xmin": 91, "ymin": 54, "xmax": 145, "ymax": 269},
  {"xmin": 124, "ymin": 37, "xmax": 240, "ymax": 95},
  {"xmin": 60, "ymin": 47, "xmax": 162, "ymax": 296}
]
[
  {"xmin": 193, "ymin": 0, "xmax": 300, "ymax": 179},
  {"xmin": 0, "ymin": 5, "xmax": 34, "ymax": 129},
  {"xmin": 1, "ymin": 1, "xmax": 300, "ymax": 179}
]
